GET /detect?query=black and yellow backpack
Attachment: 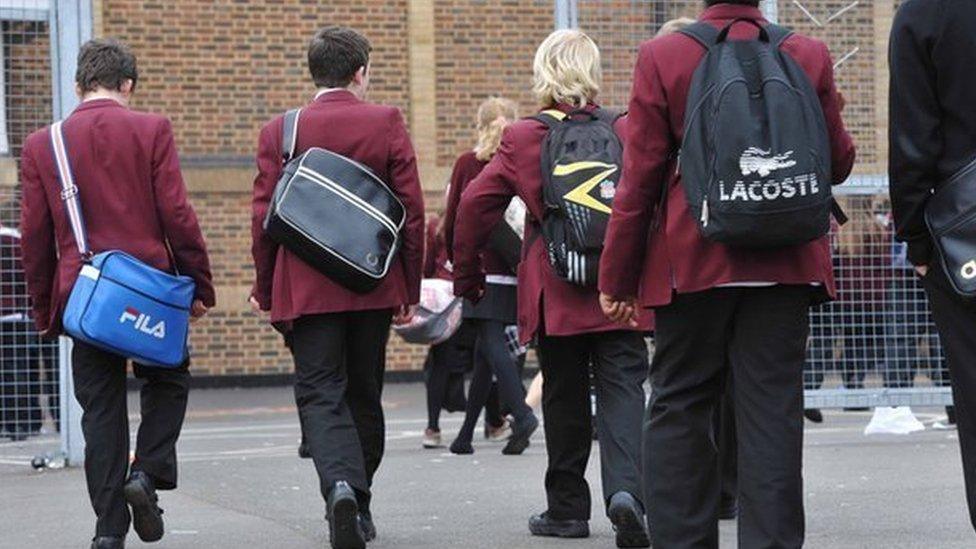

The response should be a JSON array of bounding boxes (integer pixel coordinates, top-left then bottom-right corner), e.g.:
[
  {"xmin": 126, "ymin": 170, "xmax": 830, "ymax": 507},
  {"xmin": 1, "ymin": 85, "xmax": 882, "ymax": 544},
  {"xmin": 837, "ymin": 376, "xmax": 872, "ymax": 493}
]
[{"xmin": 534, "ymin": 108, "xmax": 623, "ymax": 287}]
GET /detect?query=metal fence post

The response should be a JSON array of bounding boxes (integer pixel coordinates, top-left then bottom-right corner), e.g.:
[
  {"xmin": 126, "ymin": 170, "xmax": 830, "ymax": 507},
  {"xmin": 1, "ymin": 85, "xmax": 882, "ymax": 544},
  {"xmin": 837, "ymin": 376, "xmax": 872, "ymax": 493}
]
[
  {"xmin": 50, "ymin": 0, "xmax": 93, "ymax": 467},
  {"xmin": 761, "ymin": 0, "xmax": 779, "ymax": 23},
  {"xmin": 554, "ymin": 0, "xmax": 578, "ymax": 30}
]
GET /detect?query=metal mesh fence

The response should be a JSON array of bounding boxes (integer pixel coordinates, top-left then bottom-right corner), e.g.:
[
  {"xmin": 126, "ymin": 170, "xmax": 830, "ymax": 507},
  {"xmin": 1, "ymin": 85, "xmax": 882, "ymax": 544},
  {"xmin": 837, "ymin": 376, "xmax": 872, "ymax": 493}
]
[
  {"xmin": 573, "ymin": 0, "xmax": 950, "ymax": 408},
  {"xmin": 1, "ymin": 3, "xmax": 62, "ymax": 460}
]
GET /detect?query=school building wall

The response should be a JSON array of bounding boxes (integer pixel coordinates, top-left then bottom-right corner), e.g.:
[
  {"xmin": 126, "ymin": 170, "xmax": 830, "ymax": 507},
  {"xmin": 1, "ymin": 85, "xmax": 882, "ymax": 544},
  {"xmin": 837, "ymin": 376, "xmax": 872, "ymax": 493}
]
[{"xmin": 21, "ymin": 0, "xmax": 891, "ymax": 377}]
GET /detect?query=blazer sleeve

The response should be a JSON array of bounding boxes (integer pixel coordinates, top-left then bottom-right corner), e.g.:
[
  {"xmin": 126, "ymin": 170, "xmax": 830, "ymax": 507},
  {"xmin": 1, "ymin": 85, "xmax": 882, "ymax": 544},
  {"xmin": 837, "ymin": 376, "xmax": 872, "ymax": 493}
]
[
  {"xmin": 599, "ymin": 43, "xmax": 672, "ymax": 300},
  {"xmin": 151, "ymin": 118, "xmax": 215, "ymax": 307},
  {"xmin": 452, "ymin": 132, "xmax": 517, "ymax": 300},
  {"xmin": 813, "ymin": 41, "xmax": 856, "ymax": 185},
  {"xmin": 388, "ymin": 109, "xmax": 425, "ymax": 305},
  {"xmin": 888, "ymin": 0, "xmax": 942, "ymax": 266},
  {"xmin": 442, "ymin": 155, "xmax": 469, "ymax": 262},
  {"xmin": 18, "ymin": 142, "xmax": 58, "ymax": 333},
  {"xmin": 250, "ymin": 122, "xmax": 281, "ymax": 311}
]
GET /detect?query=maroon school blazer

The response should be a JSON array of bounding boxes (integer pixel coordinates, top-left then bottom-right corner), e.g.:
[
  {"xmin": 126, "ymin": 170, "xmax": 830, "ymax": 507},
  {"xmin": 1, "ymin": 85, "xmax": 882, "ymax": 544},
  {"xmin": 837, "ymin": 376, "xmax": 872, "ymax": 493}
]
[
  {"xmin": 598, "ymin": 4, "xmax": 857, "ymax": 308},
  {"xmin": 19, "ymin": 98, "xmax": 215, "ymax": 336},
  {"xmin": 453, "ymin": 103, "xmax": 652, "ymax": 344},
  {"xmin": 250, "ymin": 90, "xmax": 425, "ymax": 323},
  {"xmin": 443, "ymin": 150, "xmax": 512, "ymax": 276}
]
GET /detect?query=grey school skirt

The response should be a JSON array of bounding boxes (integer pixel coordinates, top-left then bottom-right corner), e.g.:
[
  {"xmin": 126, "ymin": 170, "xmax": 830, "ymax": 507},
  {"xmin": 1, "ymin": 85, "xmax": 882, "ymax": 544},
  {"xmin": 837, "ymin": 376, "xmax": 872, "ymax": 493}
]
[{"xmin": 462, "ymin": 282, "xmax": 517, "ymax": 324}]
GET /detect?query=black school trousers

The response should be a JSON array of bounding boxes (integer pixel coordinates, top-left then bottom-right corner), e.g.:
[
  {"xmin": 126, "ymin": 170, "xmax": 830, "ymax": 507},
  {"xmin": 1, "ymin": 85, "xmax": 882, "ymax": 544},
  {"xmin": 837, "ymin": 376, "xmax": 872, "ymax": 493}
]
[
  {"xmin": 71, "ymin": 340, "xmax": 189, "ymax": 538},
  {"xmin": 645, "ymin": 285, "xmax": 811, "ymax": 549},
  {"xmin": 288, "ymin": 309, "xmax": 391, "ymax": 510},
  {"xmin": 537, "ymin": 329, "xmax": 648, "ymax": 520},
  {"xmin": 923, "ymin": 264, "xmax": 976, "ymax": 532}
]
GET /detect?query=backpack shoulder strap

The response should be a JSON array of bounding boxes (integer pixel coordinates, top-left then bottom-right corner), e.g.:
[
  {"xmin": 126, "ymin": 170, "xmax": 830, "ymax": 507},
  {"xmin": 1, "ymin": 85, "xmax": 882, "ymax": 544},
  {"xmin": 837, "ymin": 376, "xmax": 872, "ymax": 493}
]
[
  {"xmin": 49, "ymin": 120, "xmax": 91, "ymax": 258},
  {"xmin": 593, "ymin": 108, "xmax": 625, "ymax": 126},
  {"xmin": 679, "ymin": 22, "xmax": 720, "ymax": 50},
  {"xmin": 764, "ymin": 23, "xmax": 794, "ymax": 48},
  {"xmin": 531, "ymin": 109, "xmax": 567, "ymax": 131},
  {"xmin": 281, "ymin": 108, "xmax": 302, "ymax": 163}
]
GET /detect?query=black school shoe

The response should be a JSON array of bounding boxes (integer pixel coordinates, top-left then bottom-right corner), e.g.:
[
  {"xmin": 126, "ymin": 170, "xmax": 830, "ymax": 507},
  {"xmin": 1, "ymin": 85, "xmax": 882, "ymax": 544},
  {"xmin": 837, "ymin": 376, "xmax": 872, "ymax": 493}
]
[
  {"xmin": 90, "ymin": 536, "xmax": 125, "ymax": 549},
  {"xmin": 502, "ymin": 413, "xmax": 539, "ymax": 455},
  {"xmin": 124, "ymin": 471, "xmax": 164, "ymax": 542},
  {"xmin": 528, "ymin": 512, "xmax": 590, "ymax": 538},
  {"xmin": 359, "ymin": 510, "xmax": 377, "ymax": 542},
  {"xmin": 327, "ymin": 481, "xmax": 366, "ymax": 549},
  {"xmin": 607, "ymin": 492, "xmax": 651, "ymax": 548}
]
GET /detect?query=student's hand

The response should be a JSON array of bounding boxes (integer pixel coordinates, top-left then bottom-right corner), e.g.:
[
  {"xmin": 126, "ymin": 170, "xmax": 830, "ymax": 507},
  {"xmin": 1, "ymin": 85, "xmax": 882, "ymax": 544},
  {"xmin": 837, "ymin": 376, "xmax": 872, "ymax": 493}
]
[
  {"xmin": 914, "ymin": 264, "xmax": 929, "ymax": 278},
  {"xmin": 393, "ymin": 305, "xmax": 416, "ymax": 326},
  {"xmin": 248, "ymin": 296, "xmax": 268, "ymax": 318},
  {"xmin": 190, "ymin": 299, "xmax": 209, "ymax": 322},
  {"xmin": 600, "ymin": 293, "xmax": 639, "ymax": 328}
]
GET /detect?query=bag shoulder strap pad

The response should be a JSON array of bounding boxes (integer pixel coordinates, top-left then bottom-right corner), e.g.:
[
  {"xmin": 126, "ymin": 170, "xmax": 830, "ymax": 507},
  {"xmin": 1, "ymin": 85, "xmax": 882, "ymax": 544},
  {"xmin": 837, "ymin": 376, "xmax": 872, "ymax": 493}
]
[
  {"xmin": 282, "ymin": 108, "xmax": 302, "ymax": 163},
  {"xmin": 49, "ymin": 120, "xmax": 90, "ymax": 257},
  {"xmin": 680, "ymin": 22, "xmax": 721, "ymax": 50},
  {"xmin": 531, "ymin": 109, "xmax": 567, "ymax": 131},
  {"xmin": 764, "ymin": 23, "xmax": 794, "ymax": 48}
]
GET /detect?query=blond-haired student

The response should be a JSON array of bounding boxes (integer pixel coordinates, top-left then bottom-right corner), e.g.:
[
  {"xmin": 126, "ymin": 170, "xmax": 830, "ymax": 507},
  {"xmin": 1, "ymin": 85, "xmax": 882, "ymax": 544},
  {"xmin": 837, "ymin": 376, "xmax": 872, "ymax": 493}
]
[
  {"xmin": 452, "ymin": 29, "xmax": 651, "ymax": 547},
  {"xmin": 442, "ymin": 96, "xmax": 538, "ymax": 455}
]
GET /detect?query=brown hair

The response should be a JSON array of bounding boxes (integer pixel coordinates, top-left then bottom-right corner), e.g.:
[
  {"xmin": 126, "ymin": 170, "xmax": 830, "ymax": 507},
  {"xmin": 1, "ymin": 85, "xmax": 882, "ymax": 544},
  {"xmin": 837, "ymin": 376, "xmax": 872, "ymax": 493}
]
[
  {"xmin": 75, "ymin": 39, "xmax": 138, "ymax": 93},
  {"xmin": 308, "ymin": 26, "xmax": 372, "ymax": 88}
]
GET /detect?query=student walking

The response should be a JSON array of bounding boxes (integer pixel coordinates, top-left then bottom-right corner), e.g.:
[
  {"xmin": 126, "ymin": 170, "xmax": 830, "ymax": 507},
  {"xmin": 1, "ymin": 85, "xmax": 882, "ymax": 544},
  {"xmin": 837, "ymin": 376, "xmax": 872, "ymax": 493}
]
[
  {"xmin": 443, "ymin": 96, "xmax": 537, "ymax": 455},
  {"xmin": 599, "ymin": 2, "xmax": 855, "ymax": 547},
  {"xmin": 453, "ymin": 30, "xmax": 650, "ymax": 548},
  {"xmin": 889, "ymin": 0, "xmax": 976, "ymax": 532},
  {"xmin": 250, "ymin": 27, "xmax": 424, "ymax": 549},
  {"xmin": 19, "ymin": 39, "xmax": 215, "ymax": 549}
]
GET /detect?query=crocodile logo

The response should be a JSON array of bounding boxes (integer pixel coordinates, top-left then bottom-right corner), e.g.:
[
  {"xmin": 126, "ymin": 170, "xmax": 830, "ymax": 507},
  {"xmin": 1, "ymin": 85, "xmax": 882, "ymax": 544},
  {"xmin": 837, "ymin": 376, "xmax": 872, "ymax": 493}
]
[{"xmin": 739, "ymin": 148, "xmax": 797, "ymax": 177}]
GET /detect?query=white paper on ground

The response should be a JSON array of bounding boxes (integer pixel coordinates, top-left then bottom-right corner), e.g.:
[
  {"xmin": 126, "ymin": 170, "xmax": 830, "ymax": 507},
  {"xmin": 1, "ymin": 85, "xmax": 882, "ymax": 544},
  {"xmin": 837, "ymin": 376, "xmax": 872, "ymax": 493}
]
[{"xmin": 864, "ymin": 406, "xmax": 926, "ymax": 435}]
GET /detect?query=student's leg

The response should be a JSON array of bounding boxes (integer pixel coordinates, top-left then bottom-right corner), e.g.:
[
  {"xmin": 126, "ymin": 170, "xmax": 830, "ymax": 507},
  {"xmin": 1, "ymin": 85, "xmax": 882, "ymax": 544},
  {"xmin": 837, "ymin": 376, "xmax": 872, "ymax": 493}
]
[
  {"xmin": 537, "ymin": 333, "xmax": 592, "ymax": 520},
  {"xmin": 717, "ymin": 370, "xmax": 737, "ymax": 513},
  {"xmin": 344, "ymin": 308, "xmax": 393, "ymax": 504},
  {"xmin": 71, "ymin": 341, "xmax": 131, "ymax": 538},
  {"xmin": 131, "ymin": 362, "xmax": 190, "ymax": 491},
  {"xmin": 645, "ymin": 289, "xmax": 737, "ymax": 548},
  {"xmin": 476, "ymin": 320, "xmax": 531, "ymax": 422},
  {"xmin": 452, "ymin": 351, "xmax": 492, "ymax": 449},
  {"xmin": 290, "ymin": 313, "xmax": 368, "ymax": 501},
  {"xmin": 590, "ymin": 331, "xmax": 647, "ymax": 509},
  {"xmin": 924, "ymin": 272, "xmax": 976, "ymax": 530},
  {"xmin": 425, "ymin": 347, "xmax": 449, "ymax": 432},
  {"xmin": 730, "ymin": 286, "xmax": 810, "ymax": 549}
]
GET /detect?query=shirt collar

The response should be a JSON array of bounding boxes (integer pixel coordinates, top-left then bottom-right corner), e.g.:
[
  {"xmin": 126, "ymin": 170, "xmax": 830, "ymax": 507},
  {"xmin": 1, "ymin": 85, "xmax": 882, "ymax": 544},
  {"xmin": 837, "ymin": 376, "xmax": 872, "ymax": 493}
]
[
  {"xmin": 72, "ymin": 97, "xmax": 126, "ymax": 114},
  {"xmin": 314, "ymin": 88, "xmax": 345, "ymax": 100}
]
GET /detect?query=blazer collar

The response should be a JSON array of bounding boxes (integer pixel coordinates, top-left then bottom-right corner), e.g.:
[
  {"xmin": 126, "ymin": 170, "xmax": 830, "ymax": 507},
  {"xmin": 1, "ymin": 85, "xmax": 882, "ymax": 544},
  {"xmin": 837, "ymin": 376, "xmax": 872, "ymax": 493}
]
[
  {"xmin": 700, "ymin": 3, "xmax": 765, "ymax": 23},
  {"xmin": 71, "ymin": 97, "xmax": 126, "ymax": 115}
]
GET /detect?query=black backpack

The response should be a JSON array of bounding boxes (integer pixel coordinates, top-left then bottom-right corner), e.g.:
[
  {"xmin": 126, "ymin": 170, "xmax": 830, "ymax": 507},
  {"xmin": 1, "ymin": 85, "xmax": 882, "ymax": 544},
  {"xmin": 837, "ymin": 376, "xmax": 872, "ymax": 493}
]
[
  {"xmin": 534, "ymin": 108, "xmax": 623, "ymax": 286},
  {"xmin": 679, "ymin": 20, "xmax": 843, "ymax": 248}
]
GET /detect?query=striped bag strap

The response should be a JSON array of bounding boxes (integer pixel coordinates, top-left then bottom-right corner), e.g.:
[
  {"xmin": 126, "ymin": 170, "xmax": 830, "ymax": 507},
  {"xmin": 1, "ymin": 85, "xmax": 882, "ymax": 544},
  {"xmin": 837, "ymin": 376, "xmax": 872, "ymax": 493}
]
[{"xmin": 49, "ymin": 120, "xmax": 92, "ymax": 258}]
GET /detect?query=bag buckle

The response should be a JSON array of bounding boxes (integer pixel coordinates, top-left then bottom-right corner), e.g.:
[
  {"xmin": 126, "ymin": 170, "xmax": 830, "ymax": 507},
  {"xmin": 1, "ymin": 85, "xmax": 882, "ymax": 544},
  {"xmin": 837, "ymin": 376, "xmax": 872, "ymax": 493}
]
[{"xmin": 60, "ymin": 184, "xmax": 80, "ymax": 201}]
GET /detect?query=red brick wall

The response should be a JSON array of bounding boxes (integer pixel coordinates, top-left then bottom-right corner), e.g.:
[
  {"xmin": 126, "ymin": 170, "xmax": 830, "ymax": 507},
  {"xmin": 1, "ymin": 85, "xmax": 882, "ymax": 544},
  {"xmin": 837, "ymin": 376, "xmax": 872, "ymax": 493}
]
[
  {"xmin": 434, "ymin": 0, "xmax": 552, "ymax": 166},
  {"xmin": 101, "ymin": 0, "xmax": 410, "ymax": 159},
  {"xmin": 3, "ymin": 21, "xmax": 52, "ymax": 160}
]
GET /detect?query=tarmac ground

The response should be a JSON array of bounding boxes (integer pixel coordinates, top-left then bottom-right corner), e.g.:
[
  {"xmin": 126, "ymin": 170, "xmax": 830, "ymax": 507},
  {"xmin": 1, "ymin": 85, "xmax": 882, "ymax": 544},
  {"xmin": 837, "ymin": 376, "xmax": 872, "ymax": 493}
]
[{"xmin": 1, "ymin": 383, "xmax": 973, "ymax": 548}]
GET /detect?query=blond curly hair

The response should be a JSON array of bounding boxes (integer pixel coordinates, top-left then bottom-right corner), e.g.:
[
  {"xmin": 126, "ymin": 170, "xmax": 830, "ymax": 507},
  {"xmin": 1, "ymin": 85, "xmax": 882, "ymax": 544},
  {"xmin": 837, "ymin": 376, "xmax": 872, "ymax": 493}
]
[
  {"xmin": 473, "ymin": 97, "xmax": 518, "ymax": 161},
  {"xmin": 532, "ymin": 29, "xmax": 602, "ymax": 109}
]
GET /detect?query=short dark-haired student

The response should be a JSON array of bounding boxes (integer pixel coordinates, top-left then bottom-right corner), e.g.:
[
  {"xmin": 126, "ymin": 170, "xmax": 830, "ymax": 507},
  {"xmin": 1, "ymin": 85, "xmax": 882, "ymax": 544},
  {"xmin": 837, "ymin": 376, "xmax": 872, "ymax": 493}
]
[
  {"xmin": 599, "ymin": 1, "xmax": 855, "ymax": 547},
  {"xmin": 250, "ymin": 26, "xmax": 425, "ymax": 549},
  {"xmin": 20, "ymin": 38, "xmax": 215, "ymax": 549}
]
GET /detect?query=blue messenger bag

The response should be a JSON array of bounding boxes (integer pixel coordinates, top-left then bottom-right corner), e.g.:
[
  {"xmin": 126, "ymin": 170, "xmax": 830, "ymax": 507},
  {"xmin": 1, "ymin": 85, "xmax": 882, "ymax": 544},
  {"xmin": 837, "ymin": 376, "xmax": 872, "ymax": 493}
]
[{"xmin": 50, "ymin": 120, "xmax": 195, "ymax": 368}]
